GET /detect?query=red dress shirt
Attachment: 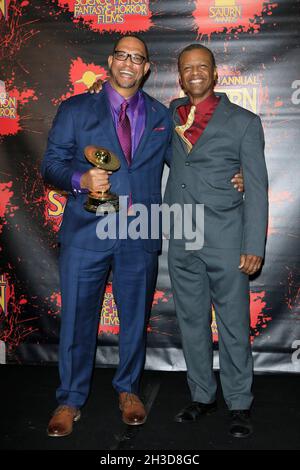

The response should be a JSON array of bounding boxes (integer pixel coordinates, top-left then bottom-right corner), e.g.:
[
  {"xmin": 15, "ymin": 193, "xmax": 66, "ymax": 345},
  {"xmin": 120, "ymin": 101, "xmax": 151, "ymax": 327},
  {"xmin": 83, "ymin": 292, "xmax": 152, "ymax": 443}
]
[{"xmin": 177, "ymin": 93, "xmax": 220, "ymax": 147}]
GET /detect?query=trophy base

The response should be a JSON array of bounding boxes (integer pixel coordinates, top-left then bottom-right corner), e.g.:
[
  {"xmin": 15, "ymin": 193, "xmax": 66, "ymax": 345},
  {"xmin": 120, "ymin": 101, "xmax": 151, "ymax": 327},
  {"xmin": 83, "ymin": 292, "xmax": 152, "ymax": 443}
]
[{"xmin": 84, "ymin": 193, "xmax": 119, "ymax": 214}]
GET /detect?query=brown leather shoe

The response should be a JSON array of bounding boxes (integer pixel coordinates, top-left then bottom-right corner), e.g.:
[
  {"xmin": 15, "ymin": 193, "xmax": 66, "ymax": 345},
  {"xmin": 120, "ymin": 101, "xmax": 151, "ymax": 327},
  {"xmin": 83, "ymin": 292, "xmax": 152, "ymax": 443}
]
[
  {"xmin": 47, "ymin": 405, "xmax": 81, "ymax": 437},
  {"xmin": 119, "ymin": 392, "xmax": 147, "ymax": 426}
]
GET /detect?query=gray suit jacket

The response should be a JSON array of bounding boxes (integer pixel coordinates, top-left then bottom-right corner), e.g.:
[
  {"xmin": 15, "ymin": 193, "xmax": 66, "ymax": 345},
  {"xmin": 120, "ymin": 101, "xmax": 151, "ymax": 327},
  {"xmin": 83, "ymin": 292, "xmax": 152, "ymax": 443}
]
[{"xmin": 164, "ymin": 92, "xmax": 268, "ymax": 258}]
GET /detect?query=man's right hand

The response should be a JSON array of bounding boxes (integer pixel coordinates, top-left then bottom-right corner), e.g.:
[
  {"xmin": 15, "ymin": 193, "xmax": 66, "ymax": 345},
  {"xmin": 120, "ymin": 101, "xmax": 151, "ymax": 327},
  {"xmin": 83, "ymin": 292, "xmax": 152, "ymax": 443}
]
[
  {"xmin": 80, "ymin": 168, "xmax": 111, "ymax": 192},
  {"xmin": 88, "ymin": 79, "xmax": 104, "ymax": 94}
]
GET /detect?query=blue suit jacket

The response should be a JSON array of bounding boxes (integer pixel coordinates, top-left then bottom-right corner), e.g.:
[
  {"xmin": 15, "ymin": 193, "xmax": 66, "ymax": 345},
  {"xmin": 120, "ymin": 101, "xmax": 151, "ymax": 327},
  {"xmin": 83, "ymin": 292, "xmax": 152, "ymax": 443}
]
[{"xmin": 42, "ymin": 89, "xmax": 172, "ymax": 252}]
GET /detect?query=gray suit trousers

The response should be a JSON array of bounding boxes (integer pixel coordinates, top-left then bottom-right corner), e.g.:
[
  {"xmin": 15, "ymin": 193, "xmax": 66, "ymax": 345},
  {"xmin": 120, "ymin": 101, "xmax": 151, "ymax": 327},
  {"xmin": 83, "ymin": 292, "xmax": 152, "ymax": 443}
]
[{"xmin": 168, "ymin": 241, "xmax": 253, "ymax": 410}]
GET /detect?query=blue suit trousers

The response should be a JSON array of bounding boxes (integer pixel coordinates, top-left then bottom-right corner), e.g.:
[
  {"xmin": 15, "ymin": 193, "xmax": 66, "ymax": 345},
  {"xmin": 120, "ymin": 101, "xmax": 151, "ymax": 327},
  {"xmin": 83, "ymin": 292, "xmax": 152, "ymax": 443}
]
[{"xmin": 56, "ymin": 239, "xmax": 158, "ymax": 408}]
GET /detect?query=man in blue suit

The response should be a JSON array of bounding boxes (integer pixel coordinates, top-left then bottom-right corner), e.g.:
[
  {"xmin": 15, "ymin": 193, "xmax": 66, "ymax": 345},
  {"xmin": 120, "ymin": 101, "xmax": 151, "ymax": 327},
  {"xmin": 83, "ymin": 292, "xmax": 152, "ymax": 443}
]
[{"xmin": 42, "ymin": 35, "xmax": 173, "ymax": 436}]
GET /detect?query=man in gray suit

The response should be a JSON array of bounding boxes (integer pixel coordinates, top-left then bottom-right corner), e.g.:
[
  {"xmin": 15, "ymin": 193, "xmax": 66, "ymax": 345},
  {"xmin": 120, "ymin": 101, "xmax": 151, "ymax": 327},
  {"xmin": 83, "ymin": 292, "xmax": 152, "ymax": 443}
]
[{"xmin": 164, "ymin": 44, "xmax": 268, "ymax": 438}]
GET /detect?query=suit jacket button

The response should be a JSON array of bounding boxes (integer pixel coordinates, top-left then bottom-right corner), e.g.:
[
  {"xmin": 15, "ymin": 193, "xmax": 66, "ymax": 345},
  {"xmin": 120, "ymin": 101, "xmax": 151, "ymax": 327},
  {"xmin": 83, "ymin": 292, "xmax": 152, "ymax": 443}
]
[
  {"xmin": 185, "ymin": 162, "xmax": 190, "ymax": 166},
  {"xmin": 181, "ymin": 183, "xmax": 186, "ymax": 189}
]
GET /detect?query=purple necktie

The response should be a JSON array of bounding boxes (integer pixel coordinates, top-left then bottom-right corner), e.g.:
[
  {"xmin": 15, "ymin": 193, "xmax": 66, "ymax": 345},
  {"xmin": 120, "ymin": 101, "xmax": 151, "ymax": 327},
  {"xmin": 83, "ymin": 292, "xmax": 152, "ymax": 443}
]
[{"xmin": 117, "ymin": 101, "xmax": 132, "ymax": 166}]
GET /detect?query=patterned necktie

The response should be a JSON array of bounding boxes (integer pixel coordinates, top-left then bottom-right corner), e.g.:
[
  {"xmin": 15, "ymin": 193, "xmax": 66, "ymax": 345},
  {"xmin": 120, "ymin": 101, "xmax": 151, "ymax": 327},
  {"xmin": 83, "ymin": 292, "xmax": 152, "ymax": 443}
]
[
  {"xmin": 175, "ymin": 105, "xmax": 196, "ymax": 153},
  {"xmin": 117, "ymin": 100, "xmax": 132, "ymax": 166}
]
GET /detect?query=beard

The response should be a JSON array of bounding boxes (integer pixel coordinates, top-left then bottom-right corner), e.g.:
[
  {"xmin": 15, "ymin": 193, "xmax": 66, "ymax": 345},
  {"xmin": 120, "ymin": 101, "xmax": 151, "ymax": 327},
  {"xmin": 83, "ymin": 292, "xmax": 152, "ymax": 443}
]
[{"xmin": 109, "ymin": 66, "xmax": 139, "ymax": 90}]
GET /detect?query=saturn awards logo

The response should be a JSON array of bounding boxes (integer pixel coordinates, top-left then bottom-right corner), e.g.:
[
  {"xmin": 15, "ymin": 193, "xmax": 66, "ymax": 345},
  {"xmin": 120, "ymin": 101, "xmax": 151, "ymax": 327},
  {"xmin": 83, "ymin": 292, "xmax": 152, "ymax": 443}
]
[
  {"xmin": 0, "ymin": 81, "xmax": 17, "ymax": 119},
  {"xmin": 193, "ymin": 0, "xmax": 277, "ymax": 37},
  {"xmin": 74, "ymin": 0, "xmax": 150, "ymax": 25},
  {"xmin": 216, "ymin": 66, "xmax": 261, "ymax": 114},
  {"xmin": 57, "ymin": 0, "xmax": 152, "ymax": 33},
  {"xmin": 209, "ymin": 0, "xmax": 242, "ymax": 23}
]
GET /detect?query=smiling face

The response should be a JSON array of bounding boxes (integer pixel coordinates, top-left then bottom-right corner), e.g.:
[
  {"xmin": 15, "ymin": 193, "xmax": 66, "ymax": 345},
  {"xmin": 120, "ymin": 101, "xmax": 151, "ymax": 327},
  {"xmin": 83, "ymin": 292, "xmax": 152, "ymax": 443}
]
[
  {"xmin": 178, "ymin": 48, "xmax": 216, "ymax": 105},
  {"xmin": 108, "ymin": 37, "xmax": 150, "ymax": 98}
]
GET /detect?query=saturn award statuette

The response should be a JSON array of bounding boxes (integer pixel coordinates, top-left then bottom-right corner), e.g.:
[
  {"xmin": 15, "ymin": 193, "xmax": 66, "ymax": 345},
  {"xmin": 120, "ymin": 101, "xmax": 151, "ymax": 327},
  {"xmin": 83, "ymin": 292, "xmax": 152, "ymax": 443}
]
[{"xmin": 84, "ymin": 145, "xmax": 121, "ymax": 213}]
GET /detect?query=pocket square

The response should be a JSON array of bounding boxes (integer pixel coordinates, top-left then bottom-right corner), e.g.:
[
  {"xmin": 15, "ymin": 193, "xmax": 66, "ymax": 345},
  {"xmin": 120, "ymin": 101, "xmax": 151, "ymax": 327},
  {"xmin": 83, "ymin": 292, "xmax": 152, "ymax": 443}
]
[{"xmin": 153, "ymin": 127, "xmax": 166, "ymax": 131}]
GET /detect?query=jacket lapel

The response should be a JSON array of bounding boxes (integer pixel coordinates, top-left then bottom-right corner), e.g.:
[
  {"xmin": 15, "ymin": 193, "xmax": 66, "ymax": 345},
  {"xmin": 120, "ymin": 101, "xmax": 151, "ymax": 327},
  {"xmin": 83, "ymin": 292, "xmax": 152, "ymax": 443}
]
[
  {"xmin": 171, "ymin": 97, "xmax": 190, "ymax": 157},
  {"xmin": 130, "ymin": 93, "xmax": 156, "ymax": 169},
  {"xmin": 190, "ymin": 93, "xmax": 234, "ymax": 154}
]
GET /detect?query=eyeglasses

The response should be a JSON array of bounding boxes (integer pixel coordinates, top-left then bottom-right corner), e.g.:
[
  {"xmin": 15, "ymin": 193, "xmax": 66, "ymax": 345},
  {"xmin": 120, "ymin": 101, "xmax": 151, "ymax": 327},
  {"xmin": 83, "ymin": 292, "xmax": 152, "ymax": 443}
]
[{"xmin": 114, "ymin": 50, "xmax": 146, "ymax": 65}]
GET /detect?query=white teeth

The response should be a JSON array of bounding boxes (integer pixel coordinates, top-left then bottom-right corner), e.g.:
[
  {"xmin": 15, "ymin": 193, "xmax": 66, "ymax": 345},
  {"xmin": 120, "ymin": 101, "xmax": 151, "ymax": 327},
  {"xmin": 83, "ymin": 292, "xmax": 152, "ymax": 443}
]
[
  {"xmin": 120, "ymin": 71, "xmax": 134, "ymax": 76},
  {"xmin": 190, "ymin": 79, "xmax": 203, "ymax": 84}
]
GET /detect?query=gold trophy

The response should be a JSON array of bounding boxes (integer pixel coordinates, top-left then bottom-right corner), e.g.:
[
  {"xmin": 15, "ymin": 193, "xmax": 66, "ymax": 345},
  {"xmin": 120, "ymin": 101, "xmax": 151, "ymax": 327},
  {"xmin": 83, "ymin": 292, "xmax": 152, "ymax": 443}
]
[{"xmin": 84, "ymin": 145, "xmax": 121, "ymax": 213}]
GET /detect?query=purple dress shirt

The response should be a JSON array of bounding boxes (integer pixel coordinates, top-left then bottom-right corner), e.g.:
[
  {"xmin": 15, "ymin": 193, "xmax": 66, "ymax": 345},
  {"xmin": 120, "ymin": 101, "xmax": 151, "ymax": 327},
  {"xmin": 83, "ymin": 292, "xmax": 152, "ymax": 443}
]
[{"xmin": 71, "ymin": 81, "xmax": 146, "ymax": 193}]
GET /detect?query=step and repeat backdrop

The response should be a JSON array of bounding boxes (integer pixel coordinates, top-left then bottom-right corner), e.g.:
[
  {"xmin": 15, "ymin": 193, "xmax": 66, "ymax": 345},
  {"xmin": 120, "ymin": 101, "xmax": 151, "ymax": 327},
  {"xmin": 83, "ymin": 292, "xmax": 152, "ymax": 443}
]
[{"xmin": 0, "ymin": 0, "xmax": 299, "ymax": 371}]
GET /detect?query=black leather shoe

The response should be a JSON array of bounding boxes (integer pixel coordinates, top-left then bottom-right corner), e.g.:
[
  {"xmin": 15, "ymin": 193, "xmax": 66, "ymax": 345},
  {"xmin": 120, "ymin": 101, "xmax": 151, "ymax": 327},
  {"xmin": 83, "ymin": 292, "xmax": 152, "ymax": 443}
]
[
  {"xmin": 229, "ymin": 410, "xmax": 253, "ymax": 438},
  {"xmin": 174, "ymin": 401, "xmax": 217, "ymax": 423}
]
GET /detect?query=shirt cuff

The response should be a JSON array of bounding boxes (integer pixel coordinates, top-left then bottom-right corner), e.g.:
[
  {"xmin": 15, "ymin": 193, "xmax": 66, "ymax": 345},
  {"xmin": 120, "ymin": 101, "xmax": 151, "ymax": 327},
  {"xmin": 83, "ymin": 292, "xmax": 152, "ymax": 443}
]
[{"xmin": 71, "ymin": 171, "xmax": 88, "ymax": 195}]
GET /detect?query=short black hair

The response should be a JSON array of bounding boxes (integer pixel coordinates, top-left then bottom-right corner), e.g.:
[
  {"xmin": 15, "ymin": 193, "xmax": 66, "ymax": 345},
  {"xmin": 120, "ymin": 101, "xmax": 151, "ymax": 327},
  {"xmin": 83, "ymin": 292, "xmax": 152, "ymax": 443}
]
[
  {"xmin": 178, "ymin": 44, "xmax": 216, "ymax": 69},
  {"xmin": 113, "ymin": 35, "xmax": 149, "ymax": 62}
]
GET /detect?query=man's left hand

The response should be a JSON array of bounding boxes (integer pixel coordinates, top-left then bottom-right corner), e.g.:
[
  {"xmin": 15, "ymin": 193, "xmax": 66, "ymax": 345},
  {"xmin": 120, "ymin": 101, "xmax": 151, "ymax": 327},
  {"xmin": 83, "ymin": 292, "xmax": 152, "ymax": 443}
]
[
  {"xmin": 239, "ymin": 254, "xmax": 263, "ymax": 275},
  {"xmin": 231, "ymin": 173, "xmax": 244, "ymax": 192}
]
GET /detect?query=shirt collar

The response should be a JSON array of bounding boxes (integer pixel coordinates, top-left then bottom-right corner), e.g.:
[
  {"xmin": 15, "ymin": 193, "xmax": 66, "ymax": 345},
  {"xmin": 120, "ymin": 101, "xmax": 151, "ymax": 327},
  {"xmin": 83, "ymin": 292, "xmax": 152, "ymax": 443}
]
[
  {"xmin": 194, "ymin": 92, "xmax": 219, "ymax": 114},
  {"xmin": 104, "ymin": 81, "xmax": 140, "ymax": 113}
]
